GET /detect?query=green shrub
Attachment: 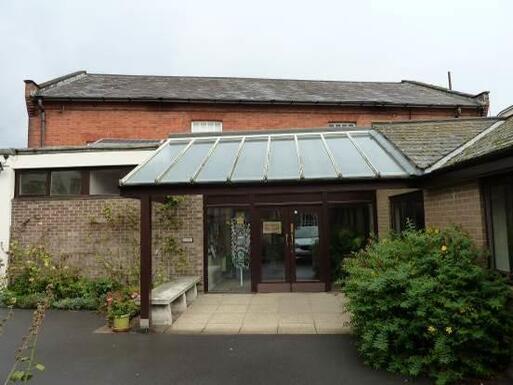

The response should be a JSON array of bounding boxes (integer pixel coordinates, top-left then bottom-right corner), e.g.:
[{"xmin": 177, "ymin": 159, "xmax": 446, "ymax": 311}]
[
  {"xmin": 52, "ymin": 297, "xmax": 98, "ymax": 310},
  {"xmin": 0, "ymin": 291, "xmax": 47, "ymax": 309},
  {"xmin": 3, "ymin": 242, "xmax": 122, "ymax": 311},
  {"xmin": 343, "ymin": 226, "xmax": 513, "ymax": 385},
  {"xmin": 330, "ymin": 227, "xmax": 367, "ymax": 283}
]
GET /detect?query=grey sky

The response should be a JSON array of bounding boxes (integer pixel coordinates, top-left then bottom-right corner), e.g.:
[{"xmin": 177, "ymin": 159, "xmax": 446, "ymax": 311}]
[{"xmin": 0, "ymin": 0, "xmax": 511, "ymax": 148}]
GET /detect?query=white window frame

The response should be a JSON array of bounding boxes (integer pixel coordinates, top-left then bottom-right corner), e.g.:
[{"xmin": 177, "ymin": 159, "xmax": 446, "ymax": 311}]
[
  {"xmin": 328, "ymin": 122, "xmax": 356, "ymax": 129},
  {"xmin": 191, "ymin": 121, "xmax": 223, "ymax": 133}
]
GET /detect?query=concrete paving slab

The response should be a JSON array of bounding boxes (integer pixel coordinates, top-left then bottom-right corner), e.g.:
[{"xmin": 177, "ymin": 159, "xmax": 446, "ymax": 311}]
[
  {"xmin": 240, "ymin": 324, "xmax": 278, "ymax": 334},
  {"xmin": 203, "ymin": 323, "xmax": 242, "ymax": 334},
  {"xmin": 278, "ymin": 322, "xmax": 317, "ymax": 334},
  {"xmin": 169, "ymin": 292, "xmax": 352, "ymax": 335},
  {"xmin": 216, "ymin": 304, "xmax": 249, "ymax": 313}
]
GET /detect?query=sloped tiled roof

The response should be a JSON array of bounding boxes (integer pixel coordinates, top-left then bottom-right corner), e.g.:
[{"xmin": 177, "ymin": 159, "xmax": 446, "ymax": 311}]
[
  {"xmin": 445, "ymin": 117, "xmax": 513, "ymax": 167},
  {"xmin": 374, "ymin": 118, "xmax": 501, "ymax": 169},
  {"xmin": 31, "ymin": 71, "xmax": 488, "ymax": 108}
]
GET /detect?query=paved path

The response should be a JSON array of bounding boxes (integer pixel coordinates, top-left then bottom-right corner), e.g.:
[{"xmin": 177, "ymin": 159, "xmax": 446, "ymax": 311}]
[
  {"xmin": 168, "ymin": 292, "xmax": 350, "ymax": 334},
  {"xmin": 0, "ymin": 309, "xmax": 433, "ymax": 385}
]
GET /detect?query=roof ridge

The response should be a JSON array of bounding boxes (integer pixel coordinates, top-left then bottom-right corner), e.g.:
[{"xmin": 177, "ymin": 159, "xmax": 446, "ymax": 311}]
[
  {"xmin": 87, "ymin": 72, "xmax": 404, "ymax": 85},
  {"xmin": 425, "ymin": 119, "xmax": 506, "ymax": 172},
  {"xmin": 402, "ymin": 80, "xmax": 489, "ymax": 101},
  {"xmin": 34, "ymin": 70, "xmax": 87, "ymax": 91}
]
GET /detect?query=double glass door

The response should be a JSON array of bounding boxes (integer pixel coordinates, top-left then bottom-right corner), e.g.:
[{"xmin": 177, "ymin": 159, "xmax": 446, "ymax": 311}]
[{"xmin": 257, "ymin": 206, "xmax": 324, "ymax": 291}]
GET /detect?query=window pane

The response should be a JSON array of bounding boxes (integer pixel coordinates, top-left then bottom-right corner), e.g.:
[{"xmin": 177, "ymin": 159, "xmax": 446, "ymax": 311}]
[
  {"xmin": 191, "ymin": 121, "xmax": 223, "ymax": 133},
  {"xmin": 328, "ymin": 122, "xmax": 356, "ymax": 128},
  {"xmin": 196, "ymin": 139, "xmax": 240, "ymax": 182},
  {"xmin": 490, "ymin": 184, "xmax": 511, "ymax": 272},
  {"xmin": 126, "ymin": 142, "xmax": 187, "ymax": 185},
  {"xmin": 50, "ymin": 170, "xmax": 82, "ymax": 196},
  {"xmin": 352, "ymin": 136, "xmax": 404, "ymax": 175},
  {"xmin": 324, "ymin": 136, "xmax": 374, "ymax": 177},
  {"xmin": 19, "ymin": 172, "xmax": 47, "ymax": 196},
  {"xmin": 231, "ymin": 139, "xmax": 267, "ymax": 181},
  {"xmin": 206, "ymin": 207, "xmax": 251, "ymax": 292},
  {"xmin": 390, "ymin": 191, "xmax": 425, "ymax": 232},
  {"xmin": 261, "ymin": 208, "xmax": 286, "ymax": 281},
  {"xmin": 294, "ymin": 208, "xmax": 320, "ymax": 281},
  {"xmin": 90, "ymin": 168, "xmax": 131, "ymax": 195},
  {"xmin": 298, "ymin": 136, "xmax": 337, "ymax": 179},
  {"xmin": 267, "ymin": 137, "xmax": 300, "ymax": 180},
  {"xmin": 160, "ymin": 141, "xmax": 214, "ymax": 183},
  {"xmin": 329, "ymin": 204, "xmax": 372, "ymax": 282}
]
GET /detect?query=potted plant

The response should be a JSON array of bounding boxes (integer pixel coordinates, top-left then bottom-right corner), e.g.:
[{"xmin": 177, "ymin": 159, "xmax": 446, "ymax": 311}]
[{"xmin": 106, "ymin": 290, "xmax": 139, "ymax": 332}]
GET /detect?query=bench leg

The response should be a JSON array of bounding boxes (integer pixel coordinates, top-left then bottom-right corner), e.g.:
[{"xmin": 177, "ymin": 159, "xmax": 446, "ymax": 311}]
[
  {"xmin": 172, "ymin": 293, "xmax": 187, "ymax": 313},
  {"xmin": 151, "ymin": 304, "xmax": 173, "ymax": 326},
  {"xmin": 186, "ymin": 284, "xmax": 198, "ymax": 303}
]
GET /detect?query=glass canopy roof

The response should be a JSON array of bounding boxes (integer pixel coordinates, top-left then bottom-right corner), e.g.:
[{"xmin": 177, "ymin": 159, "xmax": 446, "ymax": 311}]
[{"xmin": 120, "ymin": 130, "xmax": 416, "ymax": 186}]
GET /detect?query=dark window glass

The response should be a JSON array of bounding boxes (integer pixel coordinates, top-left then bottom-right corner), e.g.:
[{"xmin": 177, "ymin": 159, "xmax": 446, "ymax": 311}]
[
  {"xmin": 484, "ymin": 179, "xmax": 513, "ymax": 274},
  {"xmin": 89, "ymin": 168, "xmax": 131, "ymax": 195},
  {"xmin": 50, "ymin": 170, "xmax": 82, "ymax": 196},
  {"xmin": 329, "ymin": 203, "xmax": 372, "ymax": 282},
  {"xmin": 19, "ymin": 172, "xmax": 47, "ymax": 196},
  {"xmin": 206, "ymin": 207, "xmax": 251, "ymax": 293},
  {"xmin": 390, "ymin": 191, "xmax": 425, "ymax": 232}
]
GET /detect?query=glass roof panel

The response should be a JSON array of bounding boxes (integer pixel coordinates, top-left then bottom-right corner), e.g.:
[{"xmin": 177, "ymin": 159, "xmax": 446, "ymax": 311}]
[
  {"xmin": 125, "ymin": 141, "xmax": 187, "ymax": 184},
  {"xmin": 231, "ymin": 139, "xmax": 267, "ymax": 181},
  {"xmin": 195, "ymin": 139, "xmax": 241, "ymax": 182},
  {"xmin": 324, "ymin": 135, "xmax": 374, "ymax": 177},
  {"xmin": 352, "ymin": 135, "xmax": 404, "ymax": 175},
  {"xmin": 122, "ymin": 130, "xmax": 412, "ymax": 186},
  {"xmin": 298, "ymin": 136, "xmax": 337, "ymax": 179},
  {"xmin": 267, "ymin": 137, "xmax": 300, "ymax": 180},
  {"xmin": 160, "ymin": 140, "xmax": 214, "ymax": 183}
]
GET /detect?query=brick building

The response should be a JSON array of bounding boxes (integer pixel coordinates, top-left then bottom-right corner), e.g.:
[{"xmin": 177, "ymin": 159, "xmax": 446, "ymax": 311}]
[
  {"xmin": 24, "ymin": 71, "xmax": 488, "ymax": 147},
  {"xmin": 1, "ymin": 71, "xmax": 511, "ymax": 328}
]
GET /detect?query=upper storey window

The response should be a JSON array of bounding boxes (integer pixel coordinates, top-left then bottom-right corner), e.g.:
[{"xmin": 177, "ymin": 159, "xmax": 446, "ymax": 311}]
[
  {"xmin": 328, "ymin": 122, "xmax": 356, "ymax": 129},
  {"xmin": 191, "ymin": 121, "xmax": 223, "ymax": 133}
]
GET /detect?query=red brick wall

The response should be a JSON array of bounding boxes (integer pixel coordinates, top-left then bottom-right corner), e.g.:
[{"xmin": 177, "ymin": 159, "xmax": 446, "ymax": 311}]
[
  {"xmin": 27, "ymin": 101, "xmax": 482, "ymax": 147},
  {"xmin": 10, "ymin": 196, "xmax": 204, "ymax": 287},
  {"xmin": 423, "ymin": 181, "xmax": 487, "ymax": 248}
]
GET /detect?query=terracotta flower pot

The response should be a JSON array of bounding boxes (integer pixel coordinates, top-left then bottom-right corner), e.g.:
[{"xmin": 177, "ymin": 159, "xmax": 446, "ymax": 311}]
[{"xmin": 112, "ymin": 314, "xmax": 130, "ymax": 332}]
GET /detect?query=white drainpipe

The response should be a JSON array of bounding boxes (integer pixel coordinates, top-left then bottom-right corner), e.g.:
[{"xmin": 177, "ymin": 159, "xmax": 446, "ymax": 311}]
[{"xmin": 0, "ymin": 154, "xmax": 15, "ymax": 286}]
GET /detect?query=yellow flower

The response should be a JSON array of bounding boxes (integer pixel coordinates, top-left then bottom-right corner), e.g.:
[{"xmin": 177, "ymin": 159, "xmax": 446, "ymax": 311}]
[
  {"xmin": 427, "ymin": 325, "xmax": 436, "ymax": 334},
  {"xmin": 434, "ymin": 228, "xmax": 439, "ymax": 234},
  {"xmin": 28, "ymin": 277, "xmax": 34, "ymax": 282},
  {"xmin": 445, "ymin": 326, "xmax": 453, "ymax": 334},
  {"xmin": 441, "ymin": 245, "xmax": 447, "ymax": 252}
]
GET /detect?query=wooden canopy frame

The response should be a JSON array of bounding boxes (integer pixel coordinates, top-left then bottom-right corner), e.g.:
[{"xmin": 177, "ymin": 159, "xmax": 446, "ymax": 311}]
[{"xmin": 121, "ymin": 179, "xmax": 413, "ymax": 330}]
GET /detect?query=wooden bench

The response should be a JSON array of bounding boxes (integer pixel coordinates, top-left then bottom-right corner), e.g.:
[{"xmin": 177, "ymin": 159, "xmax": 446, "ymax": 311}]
[{"xmin": 150, "ymin": 276, "xmax": 200, "ymax": 325}]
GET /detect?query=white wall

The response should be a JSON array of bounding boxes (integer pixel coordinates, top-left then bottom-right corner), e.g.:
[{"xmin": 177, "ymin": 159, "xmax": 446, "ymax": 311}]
[
  {"xmin": 0, "ymin": 155, "xmax": 15, "ymax": 283},
  {"xmin": 13, "ymin": 150, "xmax": 153, "ymax": 169}
]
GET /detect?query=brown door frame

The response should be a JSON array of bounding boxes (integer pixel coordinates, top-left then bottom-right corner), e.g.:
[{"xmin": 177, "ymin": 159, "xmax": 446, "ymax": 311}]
[{"xmin": 254, "ymin": 204, "xmax": 325, "ymax": 292}]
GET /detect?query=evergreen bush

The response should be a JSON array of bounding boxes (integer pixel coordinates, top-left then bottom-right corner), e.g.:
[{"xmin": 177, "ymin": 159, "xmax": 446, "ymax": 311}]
[{"xmin": 343, "ymin": 227, "xmax": 513, "ymax": 385}]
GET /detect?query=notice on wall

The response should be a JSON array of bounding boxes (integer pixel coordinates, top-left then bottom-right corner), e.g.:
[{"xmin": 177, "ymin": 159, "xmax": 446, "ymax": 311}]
[{"xmin": 263, "ymin": 221, "xmax": 282, "ymax": 234}]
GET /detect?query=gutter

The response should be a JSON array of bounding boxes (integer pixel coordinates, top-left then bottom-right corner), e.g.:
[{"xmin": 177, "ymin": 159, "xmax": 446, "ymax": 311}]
[{"xmin": 32, "ymin": 95, "xmax": 483, "ymax": 109}]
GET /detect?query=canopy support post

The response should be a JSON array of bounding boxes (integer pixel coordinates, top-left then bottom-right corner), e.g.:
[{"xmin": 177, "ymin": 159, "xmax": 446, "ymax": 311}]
[{"xmin": 139, "ymin": 194, "xmax": 152, "ymax": 331}]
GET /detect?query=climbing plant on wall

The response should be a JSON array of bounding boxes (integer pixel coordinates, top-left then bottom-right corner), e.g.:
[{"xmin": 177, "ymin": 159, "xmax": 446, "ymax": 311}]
[{"xmin": 88, "ymin": 195, "xmax": 188, "ymax": 288}]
